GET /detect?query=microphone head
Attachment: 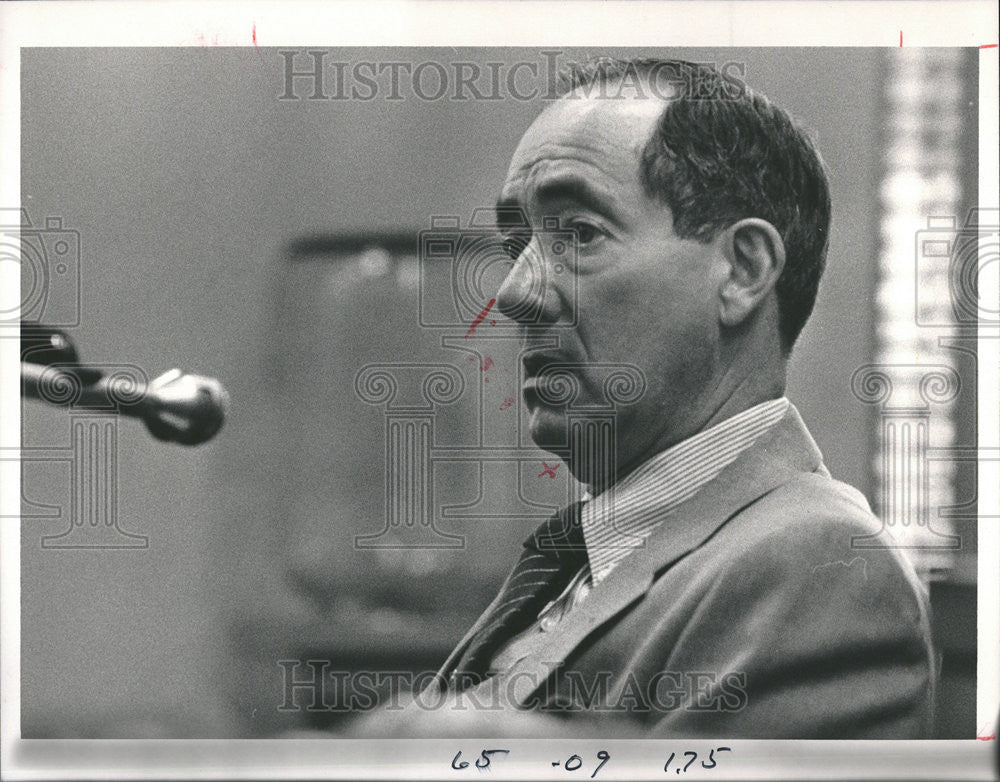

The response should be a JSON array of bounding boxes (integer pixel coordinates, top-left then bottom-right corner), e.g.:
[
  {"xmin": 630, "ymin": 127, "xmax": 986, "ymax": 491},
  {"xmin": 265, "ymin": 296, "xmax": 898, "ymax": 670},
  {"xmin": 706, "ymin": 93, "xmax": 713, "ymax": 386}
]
[
  {"xmin": 141, "ymin": 368, "xmax": 229, "ymax": 445},
  {"xmin": 21, "ymin": 325, "xmax": 80, "ymax": 366}
]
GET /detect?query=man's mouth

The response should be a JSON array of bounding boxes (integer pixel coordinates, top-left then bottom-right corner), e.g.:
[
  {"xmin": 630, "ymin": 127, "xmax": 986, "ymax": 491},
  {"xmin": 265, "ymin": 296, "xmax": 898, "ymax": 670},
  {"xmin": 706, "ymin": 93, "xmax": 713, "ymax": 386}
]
[
  {"xmin": 520, "ymin": 351, "xmax": 572, "ymax": 407},
  {"xmin": 521, "ymin": 351, "xmax": 564, "ymax": 380}
]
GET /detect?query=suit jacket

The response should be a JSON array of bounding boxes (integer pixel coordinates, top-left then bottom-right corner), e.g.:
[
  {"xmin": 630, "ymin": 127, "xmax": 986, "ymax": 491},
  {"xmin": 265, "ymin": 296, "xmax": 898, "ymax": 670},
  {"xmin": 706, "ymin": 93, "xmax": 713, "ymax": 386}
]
[{"xmin": 424, "ymin": 405, "xmax": 936, "ymax": 738}]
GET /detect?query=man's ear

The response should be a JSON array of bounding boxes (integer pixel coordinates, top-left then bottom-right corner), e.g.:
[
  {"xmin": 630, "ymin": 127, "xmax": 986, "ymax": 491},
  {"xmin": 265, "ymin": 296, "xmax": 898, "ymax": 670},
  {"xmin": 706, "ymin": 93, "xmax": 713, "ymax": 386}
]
[{"xmin": 716, "ymin": 218, "xmax": 786, "ymax": 328}]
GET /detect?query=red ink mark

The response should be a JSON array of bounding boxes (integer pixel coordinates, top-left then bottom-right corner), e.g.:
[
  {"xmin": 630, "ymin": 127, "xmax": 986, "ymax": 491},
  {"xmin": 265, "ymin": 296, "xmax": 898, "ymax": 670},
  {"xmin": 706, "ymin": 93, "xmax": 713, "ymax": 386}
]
[
  {"xmin": 981, "ymin": 43, "xmax": 998, "ymax": 48},
  {"xmin": 538, "ymin": 461, "xmax": 560, "ymax": 479},
  {"xmin": 484, "ymin": 377, "xmax": 489, "ymax": 382},
  {"xmin": 252, "ymin": 22, "xmax": 266, "ymax": 64},
  {"xmin": 490, "ymin": 320, "xmax": 496, "ymax": 326},
  {"xmin": 899, "ymin": 30, "xmax": 903, "ymax": 47},
  {"xmin": 499, "ymin": 397, "xmax": 515, "ymax": 410},
  {"xmin": 464, "ymin": 298, "xmax": 496, "ymax": 338},
  {"xmin": 480, "ymin": 357, "xmax": 494, "ymax": 372},
  {"xmin": 977, "ymin": 734, "xmax": 996, "ymax": 741}
]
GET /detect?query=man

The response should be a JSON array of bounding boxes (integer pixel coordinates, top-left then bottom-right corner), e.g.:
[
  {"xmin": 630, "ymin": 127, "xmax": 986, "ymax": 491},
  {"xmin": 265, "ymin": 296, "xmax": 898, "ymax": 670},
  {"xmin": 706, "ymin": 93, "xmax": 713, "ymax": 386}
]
[{"xmin": 392, "ymin": 58, "xmax": 935, "ymax": 739}]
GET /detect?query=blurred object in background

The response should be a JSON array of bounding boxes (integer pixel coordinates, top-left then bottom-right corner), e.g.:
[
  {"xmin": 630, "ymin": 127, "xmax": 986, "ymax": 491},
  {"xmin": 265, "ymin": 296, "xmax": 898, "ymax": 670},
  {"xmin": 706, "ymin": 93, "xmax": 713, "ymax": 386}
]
[
  {"xmin": 868, "ymin": 48, "xmax": 980, "ymax": 739},
  {"xmin": 212, "ymin": 233, "xmax": 569, "ymax": 736},
  {"xmin": 869, "ymin": 47, "xmax": 980, "ymax": 581}
]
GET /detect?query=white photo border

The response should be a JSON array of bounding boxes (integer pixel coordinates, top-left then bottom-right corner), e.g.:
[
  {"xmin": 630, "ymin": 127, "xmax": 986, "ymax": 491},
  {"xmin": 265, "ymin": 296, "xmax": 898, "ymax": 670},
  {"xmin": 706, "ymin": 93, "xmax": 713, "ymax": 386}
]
[{"xmin": 1, "ymin": 1, "xmax": 997, "ymax": 779}]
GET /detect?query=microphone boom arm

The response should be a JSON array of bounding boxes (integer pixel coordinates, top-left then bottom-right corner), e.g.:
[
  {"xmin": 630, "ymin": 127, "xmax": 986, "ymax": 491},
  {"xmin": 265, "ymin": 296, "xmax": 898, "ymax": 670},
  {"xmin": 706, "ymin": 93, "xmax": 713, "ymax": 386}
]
[{"xmin": 21, "ymin": 362, "xmax": 228, "ymax": 446}]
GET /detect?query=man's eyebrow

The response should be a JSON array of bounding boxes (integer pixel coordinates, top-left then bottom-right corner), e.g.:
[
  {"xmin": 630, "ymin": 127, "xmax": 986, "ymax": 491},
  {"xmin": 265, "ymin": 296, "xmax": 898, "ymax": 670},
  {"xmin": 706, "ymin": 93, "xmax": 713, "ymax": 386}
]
[
  {"xmin": 495, "ymin": 175, "xmax": 621, "ymax": 228},
  {"xmin": 494, "ymin": 198, "xmax": 528, "ymax": 230},
  {"xmin": 536, "ymin": 175, "xmax": 619, "ymax": 216}
]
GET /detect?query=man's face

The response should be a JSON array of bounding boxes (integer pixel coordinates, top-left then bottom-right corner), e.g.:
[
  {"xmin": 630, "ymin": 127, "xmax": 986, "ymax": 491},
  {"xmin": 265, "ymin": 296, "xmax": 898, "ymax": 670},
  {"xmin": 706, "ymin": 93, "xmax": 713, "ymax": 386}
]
[{"xmin": 495, "ymin": 92, "xmax": 724, "ymax": 483}]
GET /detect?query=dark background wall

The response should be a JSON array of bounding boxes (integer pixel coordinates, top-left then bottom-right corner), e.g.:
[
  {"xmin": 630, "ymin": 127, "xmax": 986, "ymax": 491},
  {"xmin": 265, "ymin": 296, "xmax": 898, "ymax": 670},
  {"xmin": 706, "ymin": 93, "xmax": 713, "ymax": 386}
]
[{"xmin": 20, "ymin": 47, "xmax": 886, "ymax": 737}]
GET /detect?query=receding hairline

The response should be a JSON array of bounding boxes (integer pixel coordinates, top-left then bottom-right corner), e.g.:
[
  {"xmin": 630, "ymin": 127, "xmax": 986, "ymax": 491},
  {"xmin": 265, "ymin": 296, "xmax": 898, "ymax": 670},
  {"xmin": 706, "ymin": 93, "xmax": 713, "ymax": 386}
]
[{"xmin": 525, "ymin": 86, "xmax": 674, "ymax": 158}]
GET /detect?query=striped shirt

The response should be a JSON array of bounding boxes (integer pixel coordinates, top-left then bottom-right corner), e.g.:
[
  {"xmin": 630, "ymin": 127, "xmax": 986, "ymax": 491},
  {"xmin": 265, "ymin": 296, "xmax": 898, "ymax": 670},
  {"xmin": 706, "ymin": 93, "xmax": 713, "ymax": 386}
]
[{"xmin": 491, "ymin": 397, "xmax": 790, "ymax": 664}]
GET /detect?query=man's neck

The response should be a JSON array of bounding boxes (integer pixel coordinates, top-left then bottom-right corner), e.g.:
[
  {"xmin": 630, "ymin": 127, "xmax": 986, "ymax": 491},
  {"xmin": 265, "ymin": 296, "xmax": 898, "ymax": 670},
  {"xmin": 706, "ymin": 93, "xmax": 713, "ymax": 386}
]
[{"xmin": 601, "ymin": 363, "xmax": 787, "ymax": 492}]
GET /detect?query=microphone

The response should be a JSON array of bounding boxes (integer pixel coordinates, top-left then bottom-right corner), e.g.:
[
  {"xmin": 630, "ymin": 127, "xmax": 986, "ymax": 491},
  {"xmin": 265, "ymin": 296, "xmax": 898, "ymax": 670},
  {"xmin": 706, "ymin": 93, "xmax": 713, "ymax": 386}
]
[
  {"xmin": 20, "ymin": 324, "xmax": 82, "ymax": 366},
  {"xmin": 20, "ymin": 328, "xmax": 229, "ymax": 445},
  {"xmin": 21, "ymin": 363, "xmax": 228, "ymax": 446}
]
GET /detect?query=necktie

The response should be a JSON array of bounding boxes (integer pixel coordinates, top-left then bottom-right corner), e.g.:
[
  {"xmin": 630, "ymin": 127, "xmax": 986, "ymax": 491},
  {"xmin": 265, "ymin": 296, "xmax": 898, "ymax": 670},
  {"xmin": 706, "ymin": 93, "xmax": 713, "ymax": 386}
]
[{"xmin": 449, "ymin": 500, "xmax": 588, "ymax": 691}]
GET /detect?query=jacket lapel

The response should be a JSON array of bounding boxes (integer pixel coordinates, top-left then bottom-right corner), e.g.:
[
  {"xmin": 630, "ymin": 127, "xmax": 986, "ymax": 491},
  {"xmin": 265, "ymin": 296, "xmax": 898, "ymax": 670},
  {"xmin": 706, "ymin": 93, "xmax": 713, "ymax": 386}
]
[
  {"xmin": 496, "ymin": 404, "xmax": 825, "ymax": 707},
  {"xmin": 400, "ymin": 591, "xmax": 506, "ymax": 713},
  {"xmin": 432, "ymin": 590, "xmax": 506, "ymax": 683}
]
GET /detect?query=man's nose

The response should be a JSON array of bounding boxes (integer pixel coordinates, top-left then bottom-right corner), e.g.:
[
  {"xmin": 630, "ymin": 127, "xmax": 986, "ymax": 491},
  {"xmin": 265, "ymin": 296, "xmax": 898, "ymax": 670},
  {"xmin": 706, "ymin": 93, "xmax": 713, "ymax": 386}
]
[{"xmin": 495, "ymin": 239, "xmax": 556, "ymax": 325}]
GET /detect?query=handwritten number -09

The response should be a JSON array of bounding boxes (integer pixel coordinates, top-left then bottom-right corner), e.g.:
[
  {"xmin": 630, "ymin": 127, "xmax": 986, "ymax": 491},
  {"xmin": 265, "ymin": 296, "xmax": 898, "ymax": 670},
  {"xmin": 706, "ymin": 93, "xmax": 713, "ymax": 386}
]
[{"xmin": 554, "ymin": 750, "xmax": 610, "ymax": 778}]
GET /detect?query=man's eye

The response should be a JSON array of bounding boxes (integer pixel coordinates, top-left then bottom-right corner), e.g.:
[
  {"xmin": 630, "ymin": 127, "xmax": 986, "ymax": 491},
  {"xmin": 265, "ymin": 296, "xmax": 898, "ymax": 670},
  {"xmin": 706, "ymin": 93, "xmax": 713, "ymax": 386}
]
[{"xmin": 570, "ymin": 222, "xmax": 600, "ymax": 245}]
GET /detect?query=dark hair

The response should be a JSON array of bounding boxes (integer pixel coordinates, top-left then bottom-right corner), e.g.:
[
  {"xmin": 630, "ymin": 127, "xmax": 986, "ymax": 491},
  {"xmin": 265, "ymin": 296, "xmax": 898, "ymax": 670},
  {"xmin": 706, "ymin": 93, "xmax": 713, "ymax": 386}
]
[{"xmin": 558, "ymin": 58, "xmax": 832, "ymax": 353}]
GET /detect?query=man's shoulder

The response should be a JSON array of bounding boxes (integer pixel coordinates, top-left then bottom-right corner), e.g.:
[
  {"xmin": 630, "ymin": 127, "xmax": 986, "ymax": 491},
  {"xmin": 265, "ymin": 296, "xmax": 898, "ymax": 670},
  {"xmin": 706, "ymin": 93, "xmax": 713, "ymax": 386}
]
[
  {"xmin": 707, "ymin": 468, "xmax": 928, "ymax": 617},
  {"xmin": 715, "ymin": 466, "xmax": 877, "ymax": 544}
]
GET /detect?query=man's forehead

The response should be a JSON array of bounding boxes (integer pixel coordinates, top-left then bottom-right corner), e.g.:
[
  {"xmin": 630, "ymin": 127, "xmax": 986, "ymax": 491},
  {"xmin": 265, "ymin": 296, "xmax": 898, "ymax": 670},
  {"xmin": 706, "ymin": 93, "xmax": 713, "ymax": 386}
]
[{"xmin": 503, "ymin": 94, "xmax": 667, "ymax": 199}]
